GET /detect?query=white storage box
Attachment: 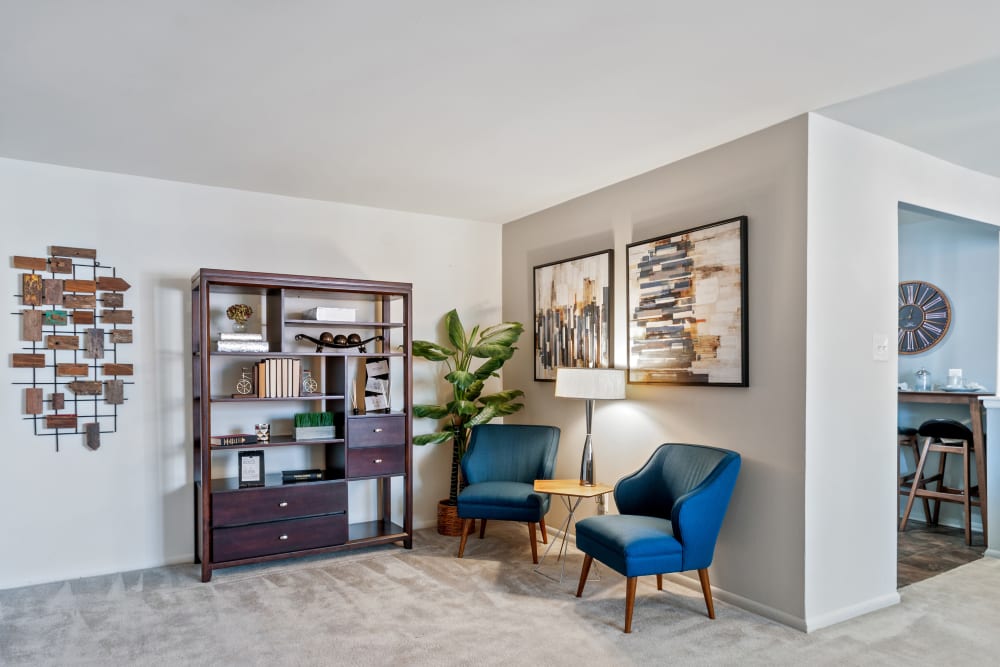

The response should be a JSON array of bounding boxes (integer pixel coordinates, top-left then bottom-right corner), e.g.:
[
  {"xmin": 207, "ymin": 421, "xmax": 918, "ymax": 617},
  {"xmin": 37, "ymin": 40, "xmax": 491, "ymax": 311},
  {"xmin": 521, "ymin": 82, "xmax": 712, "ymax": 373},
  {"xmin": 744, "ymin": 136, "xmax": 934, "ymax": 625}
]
[{"xmin": 302, "ymin": 307, "xmax": 356, "ymax": 322}]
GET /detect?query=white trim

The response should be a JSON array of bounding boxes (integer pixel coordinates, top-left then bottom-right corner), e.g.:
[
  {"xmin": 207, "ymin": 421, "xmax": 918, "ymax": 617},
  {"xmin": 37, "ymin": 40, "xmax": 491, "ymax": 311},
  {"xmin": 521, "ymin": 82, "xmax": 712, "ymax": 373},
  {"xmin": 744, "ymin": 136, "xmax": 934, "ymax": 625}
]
[{"xmin": 662, "ymin": 572, "xmax": 809, "ymax": 631}]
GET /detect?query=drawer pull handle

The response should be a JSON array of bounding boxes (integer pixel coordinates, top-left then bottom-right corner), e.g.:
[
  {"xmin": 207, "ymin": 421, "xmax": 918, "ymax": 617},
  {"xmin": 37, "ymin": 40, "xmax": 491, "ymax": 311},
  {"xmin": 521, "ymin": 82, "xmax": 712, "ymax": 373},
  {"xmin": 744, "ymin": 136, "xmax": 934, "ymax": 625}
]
[
  {"xmin": 374, "ymin": 427, "xmax": 384, "ymax": 433},
  {"xmin": 373, "ymin": 458, "xmax": 383, "ymax": 464},
  {"xmin": 278, "ymin": 501, "xmax": 289, "ymax": 508},
  {"xmin": 279, "ymin": 534, "xmax": 289, "ymax": 541}
]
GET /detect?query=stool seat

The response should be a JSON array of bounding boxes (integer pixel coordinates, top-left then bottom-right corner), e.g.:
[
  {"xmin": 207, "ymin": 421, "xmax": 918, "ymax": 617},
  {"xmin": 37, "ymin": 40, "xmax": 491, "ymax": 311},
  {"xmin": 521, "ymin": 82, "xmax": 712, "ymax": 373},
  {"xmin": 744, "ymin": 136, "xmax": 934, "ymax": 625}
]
[{"xmin": 900, "ymin": 418, "xmax": 983, "ymax": 545}]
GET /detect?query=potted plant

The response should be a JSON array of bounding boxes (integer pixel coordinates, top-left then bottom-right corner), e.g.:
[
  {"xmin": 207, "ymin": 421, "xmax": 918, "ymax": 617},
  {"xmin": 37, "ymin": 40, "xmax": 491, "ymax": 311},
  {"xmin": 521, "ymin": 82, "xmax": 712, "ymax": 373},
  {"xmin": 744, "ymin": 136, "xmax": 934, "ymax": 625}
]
[{"xmin": 412, "ymin": 309, "xmax": 525, "ymax": 535}]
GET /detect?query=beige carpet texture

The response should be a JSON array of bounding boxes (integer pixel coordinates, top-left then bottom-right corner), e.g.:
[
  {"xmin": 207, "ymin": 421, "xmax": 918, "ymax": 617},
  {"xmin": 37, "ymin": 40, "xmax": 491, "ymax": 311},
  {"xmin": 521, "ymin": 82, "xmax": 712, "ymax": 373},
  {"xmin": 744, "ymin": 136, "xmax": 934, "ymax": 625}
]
[{"xmin": 2, "ymin": 523, "xmax": 999, "ymax": 665}]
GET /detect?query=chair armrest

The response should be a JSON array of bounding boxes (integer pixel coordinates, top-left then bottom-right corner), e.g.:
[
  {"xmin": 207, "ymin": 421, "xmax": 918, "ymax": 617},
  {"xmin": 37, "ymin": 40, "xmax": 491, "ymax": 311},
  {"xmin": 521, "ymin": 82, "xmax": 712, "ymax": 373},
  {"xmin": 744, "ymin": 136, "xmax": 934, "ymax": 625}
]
[{"xmin": 672, "ymin": 454, "xmax": 741, "ymax": 570}]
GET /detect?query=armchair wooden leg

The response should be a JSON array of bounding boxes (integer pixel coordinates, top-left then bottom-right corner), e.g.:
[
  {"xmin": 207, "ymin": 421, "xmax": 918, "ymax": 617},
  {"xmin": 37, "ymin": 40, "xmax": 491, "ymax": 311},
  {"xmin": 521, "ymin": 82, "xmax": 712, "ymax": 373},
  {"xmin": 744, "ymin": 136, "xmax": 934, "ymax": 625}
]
[
  {"xmin": 539, "ymin": 517, "xmax": 548, "ymax": 544},
  {"xmin": 527, "ymin": 522, "xmax": 539, "ymax": 563},
  {"xmin": 656, "ymin": 574, "xmax": 663, "ymax": 590},
  {"xmin": 624, "ymin": 577, "xmax": 638, "ymax": 633},
  {"xmin": 457, "ymin": 518, "xmax": 474, "ymax": 558},
  {"xmin": 698, "ymin": 568, "xmax": 716, "ymax": 619},
  {"xmin": 479, "ymin": 518, "xmax": 487, "ymax": 539},
  {"xmin": 576, "ymin": 554, "xmax": 593, "ymax": 597}
]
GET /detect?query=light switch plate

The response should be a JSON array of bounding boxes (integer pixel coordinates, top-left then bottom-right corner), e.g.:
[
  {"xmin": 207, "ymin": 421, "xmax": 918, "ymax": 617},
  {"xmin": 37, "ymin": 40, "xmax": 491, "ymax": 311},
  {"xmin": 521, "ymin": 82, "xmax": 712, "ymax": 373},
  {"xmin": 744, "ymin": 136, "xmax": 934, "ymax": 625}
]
[{"xmin": 873, "ymin": 333, "xmax": 890, "ymax": 361}]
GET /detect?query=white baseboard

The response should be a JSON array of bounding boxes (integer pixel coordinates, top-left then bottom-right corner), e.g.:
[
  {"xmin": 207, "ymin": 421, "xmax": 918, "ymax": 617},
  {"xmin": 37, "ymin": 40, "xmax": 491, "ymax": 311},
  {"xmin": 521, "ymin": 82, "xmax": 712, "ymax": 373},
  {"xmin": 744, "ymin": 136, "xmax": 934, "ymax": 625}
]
[
  {"xmin": 661, "ymin": 571, "xmax": 810, "ymax": 631},
  {"xmin": 984, "ymin": 548, "xmax": 1000, "ymax": 559},
  {"xmin": 800, "ymin": 591, "xmax": 900, "ymax": 632}
]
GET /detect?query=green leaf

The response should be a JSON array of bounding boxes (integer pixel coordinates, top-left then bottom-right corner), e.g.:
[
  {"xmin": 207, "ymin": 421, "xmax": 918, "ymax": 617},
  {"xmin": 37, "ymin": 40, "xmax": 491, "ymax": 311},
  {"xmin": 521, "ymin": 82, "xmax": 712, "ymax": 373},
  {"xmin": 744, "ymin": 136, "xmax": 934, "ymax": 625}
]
[
  {"xmin": 445, "ymin": 309, "xmax": 467, "ymax": 352},
  {"xmin": 476, "ymin": 322, "xmax": 524, "ymax": 347},
  {"xmin": 469, "ymin": 343, "xmax": 516, "ymax": 360},
  {"xmin": 473, "ymin": 357, "xmax": 504, "ymax": 380},
  {"xmin": 414, "ymin": 431, "xmax": 455, "ymax": 446},
  {"xmin": 413, "ymin": 404, "xmax": 450, "ymax": 419},
  {"xmin": 444, "ymin": 369, "xmax": 476, "ymax": 390},
  {"xmin": 490, "ymin": 401, "xmax": 524, "ymax": 417},
  {"xmin": 412, "ymin": 340, "xmax": 454, "ymax": 361},
  {"xmin": 464, "ymin": 379, "xmax": 485, "ymax": 402},
  {"xmin": 480, "ymin": 389, "xmax": 525, "ymax": 405},
  {"xmin": 447, "ymin": 399, "xmax": 479, "ymax": 417},
  {"xmin": 467, "ymin": 404, "xmax": 498, "ymax": 426}
]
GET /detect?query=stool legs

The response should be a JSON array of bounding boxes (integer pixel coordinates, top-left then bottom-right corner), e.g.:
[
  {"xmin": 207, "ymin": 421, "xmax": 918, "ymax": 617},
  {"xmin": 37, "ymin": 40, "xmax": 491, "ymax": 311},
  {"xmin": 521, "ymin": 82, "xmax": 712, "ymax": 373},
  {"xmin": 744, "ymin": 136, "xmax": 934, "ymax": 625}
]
[{"xmin": 899, "ymin": 433, "xmax": 932, "ymax": 523}]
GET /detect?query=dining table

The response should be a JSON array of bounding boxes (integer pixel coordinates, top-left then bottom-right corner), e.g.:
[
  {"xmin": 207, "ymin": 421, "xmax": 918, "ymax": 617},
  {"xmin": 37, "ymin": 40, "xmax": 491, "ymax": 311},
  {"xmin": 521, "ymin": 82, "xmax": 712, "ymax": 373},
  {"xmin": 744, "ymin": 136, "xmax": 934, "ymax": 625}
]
[{"xmin": 898, "ymin": 389, "xmax": 991, "ymax": 544}]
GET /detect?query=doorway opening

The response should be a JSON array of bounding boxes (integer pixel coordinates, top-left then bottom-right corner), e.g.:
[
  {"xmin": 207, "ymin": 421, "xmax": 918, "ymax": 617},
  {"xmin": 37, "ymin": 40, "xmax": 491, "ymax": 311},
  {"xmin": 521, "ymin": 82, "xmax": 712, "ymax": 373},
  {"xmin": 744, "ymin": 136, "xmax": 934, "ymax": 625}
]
[{"xmin": 896, "ymin": 202, "xmax": 997, "ymax": 588}]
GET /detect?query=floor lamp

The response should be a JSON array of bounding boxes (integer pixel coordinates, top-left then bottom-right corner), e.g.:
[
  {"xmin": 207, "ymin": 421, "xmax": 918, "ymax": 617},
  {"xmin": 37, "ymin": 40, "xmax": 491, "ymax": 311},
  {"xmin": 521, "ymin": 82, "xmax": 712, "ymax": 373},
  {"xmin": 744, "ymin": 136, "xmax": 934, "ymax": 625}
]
[{"xmin": 555, "ymin": 368, "xmax": 626, "ymax": 486}]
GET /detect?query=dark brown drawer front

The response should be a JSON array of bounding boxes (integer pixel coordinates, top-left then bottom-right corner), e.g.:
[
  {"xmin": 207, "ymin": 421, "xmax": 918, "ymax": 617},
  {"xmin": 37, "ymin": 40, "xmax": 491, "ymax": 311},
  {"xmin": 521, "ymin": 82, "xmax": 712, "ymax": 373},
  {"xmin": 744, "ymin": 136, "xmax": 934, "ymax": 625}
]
[
  {"xmin": 212, "ymin": 482, "xmax": 347, "ymax": 527},
  {"xmin": 348, "ymin": 444, "xmax": 405, "ymax": 477},
  {"xmin": 347, "ymin": 415, "xmax": 404, "ymax": 447},
  {"xmin": 212, "ymin": 513, "xmax": 347, "ymax": 563}
]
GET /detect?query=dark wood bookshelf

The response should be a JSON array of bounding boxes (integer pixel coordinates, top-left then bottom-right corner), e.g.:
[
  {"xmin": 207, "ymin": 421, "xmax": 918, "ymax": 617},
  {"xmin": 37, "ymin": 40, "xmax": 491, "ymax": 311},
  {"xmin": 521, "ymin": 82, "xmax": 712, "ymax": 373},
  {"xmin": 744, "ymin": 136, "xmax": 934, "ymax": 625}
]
[{"xmin": 192, "ymin": 268, "xmax": 413, "ymax": 582}]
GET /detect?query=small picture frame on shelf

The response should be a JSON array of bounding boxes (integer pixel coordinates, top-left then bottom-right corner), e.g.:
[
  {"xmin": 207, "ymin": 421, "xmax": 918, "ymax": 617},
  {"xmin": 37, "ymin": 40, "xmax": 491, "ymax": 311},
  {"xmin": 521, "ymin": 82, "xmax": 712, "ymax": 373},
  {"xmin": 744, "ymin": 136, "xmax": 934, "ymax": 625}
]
[{"xmin": 238, "ymin": 450, "xmax": 265, "ymax": 488}]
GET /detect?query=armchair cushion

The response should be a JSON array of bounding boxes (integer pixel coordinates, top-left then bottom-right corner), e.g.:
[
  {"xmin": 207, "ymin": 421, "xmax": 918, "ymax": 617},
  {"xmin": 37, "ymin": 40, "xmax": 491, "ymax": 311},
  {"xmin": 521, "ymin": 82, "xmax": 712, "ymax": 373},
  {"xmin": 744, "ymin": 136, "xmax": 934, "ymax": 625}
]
[
  {"xmin": 457, "ymin": 481, "xmax": 550, "ymax": 522},
  {"xmin": 576, "ymin": 515, "xmax": 682, "ymax": 577}
]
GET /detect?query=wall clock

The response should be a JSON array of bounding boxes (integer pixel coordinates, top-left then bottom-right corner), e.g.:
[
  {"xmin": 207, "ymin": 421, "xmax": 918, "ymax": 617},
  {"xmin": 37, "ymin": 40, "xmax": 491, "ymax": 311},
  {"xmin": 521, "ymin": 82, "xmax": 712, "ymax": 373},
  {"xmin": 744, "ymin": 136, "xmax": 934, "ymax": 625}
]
[{"xmin": 898, "ymin": 280, "xmax": 951, "ymax": 355}]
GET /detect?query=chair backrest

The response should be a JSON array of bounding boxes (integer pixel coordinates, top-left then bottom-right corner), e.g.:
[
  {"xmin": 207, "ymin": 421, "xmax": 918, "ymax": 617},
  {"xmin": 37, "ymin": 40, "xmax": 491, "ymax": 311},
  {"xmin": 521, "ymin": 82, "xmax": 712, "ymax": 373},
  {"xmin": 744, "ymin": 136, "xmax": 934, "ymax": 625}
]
[
  {"xmin": 615, "ymin": 443, "xmax": 740, "ymax": 520},
  {"xmin": 461, "ymin": 424, "xmax": 560, "ymax": 485}
]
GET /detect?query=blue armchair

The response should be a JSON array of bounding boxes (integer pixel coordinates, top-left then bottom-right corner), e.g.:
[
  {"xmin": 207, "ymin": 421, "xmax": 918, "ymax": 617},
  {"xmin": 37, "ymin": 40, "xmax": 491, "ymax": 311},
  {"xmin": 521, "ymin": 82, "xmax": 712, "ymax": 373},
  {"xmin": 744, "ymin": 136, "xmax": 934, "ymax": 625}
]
[
  {"xmin": 456, "ymin": 424, "xmax": 560, "ymax": 563},
  {"xmin": 575, "ymin": 443, "xmax": 741, "ymax": 633}
]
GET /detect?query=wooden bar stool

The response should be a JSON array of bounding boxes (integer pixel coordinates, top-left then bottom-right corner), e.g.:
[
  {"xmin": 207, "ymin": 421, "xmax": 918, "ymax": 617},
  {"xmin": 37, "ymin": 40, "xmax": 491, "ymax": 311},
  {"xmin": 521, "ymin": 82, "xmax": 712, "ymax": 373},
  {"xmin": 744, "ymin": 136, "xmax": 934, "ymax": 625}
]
[
  {"xmin": 899, "ymin": 419, "xmax": 983, "ymax": 545},
  {"xmin": 898, "ymin": 426, "xmax": 933, "ymax": 524}
]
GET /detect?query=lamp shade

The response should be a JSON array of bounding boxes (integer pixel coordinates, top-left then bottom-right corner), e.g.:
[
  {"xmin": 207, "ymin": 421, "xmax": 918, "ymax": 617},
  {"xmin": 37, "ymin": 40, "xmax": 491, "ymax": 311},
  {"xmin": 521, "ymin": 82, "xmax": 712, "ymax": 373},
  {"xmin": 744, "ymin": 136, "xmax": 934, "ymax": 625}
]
[{"xmin": 554, "ymin": 368, "xmax": 626, "ymax": 400}]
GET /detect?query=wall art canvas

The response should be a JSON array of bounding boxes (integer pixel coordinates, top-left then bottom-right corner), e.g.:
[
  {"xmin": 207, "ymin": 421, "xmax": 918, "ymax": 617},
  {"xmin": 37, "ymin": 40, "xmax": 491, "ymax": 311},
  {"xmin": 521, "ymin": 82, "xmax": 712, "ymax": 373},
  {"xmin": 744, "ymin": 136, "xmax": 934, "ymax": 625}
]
[
  {"xmin": 533, "ymin": 249, "xmax": 613, "ymax": 381},
  {"xmin": 626, "ymin": 216, "xmax": 747, "ymax": 385}
]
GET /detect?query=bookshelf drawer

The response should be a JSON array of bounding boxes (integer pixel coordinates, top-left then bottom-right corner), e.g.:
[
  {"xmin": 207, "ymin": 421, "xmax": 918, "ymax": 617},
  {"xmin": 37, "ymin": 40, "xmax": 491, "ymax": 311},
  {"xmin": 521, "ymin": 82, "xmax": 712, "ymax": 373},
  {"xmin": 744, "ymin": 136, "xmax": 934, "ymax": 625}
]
[
  {"xmin": 347, "ymin": 415, "xmax": 404, "ymax": 447},
  {"xmin": 348, "ymin": 444, "xmax": 404, "ymax": 477},
  {"xmin": 212, "ymin": 482, "xmax": 347, "ymax": 526},
  {"xmin": 212, "ymin": 513, "xmax": 347, "ymax": 562}
]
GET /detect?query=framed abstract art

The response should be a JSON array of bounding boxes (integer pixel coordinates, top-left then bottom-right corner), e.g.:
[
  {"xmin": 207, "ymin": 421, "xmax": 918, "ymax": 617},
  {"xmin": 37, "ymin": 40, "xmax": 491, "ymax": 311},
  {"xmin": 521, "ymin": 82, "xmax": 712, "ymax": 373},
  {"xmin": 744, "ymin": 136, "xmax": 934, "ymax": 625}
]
[
  {"xmin": 626, "ymin": 216, "xmax": 748, "ymax": 386},
  {"xmin": 533, "ymin": 249, "xmax": 613, "ymax": 381}
]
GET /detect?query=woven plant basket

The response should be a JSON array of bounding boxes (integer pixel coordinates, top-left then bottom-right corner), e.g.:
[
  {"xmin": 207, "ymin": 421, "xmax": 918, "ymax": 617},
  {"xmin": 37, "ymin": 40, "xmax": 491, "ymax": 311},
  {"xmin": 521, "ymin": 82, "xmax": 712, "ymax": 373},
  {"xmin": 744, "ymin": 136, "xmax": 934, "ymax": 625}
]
[{"xmin": 437, "ymin": 500, "xmax": 471, "ymax": 536}]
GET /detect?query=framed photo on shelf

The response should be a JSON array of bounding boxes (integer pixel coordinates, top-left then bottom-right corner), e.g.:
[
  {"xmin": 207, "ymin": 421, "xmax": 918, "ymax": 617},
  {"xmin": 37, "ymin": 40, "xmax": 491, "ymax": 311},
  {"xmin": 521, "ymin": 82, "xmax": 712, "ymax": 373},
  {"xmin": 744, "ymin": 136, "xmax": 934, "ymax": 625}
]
[
  {"xmin": 533, "ymin": 249, "xmax": 613, "ymax": 381},
  {"xmin": 626, "ymin": 216, "xmax": 748, "ymax": 386},
  {"xmin": 238, "ymin": 450, "xmax": 265, "ymax": 488}
]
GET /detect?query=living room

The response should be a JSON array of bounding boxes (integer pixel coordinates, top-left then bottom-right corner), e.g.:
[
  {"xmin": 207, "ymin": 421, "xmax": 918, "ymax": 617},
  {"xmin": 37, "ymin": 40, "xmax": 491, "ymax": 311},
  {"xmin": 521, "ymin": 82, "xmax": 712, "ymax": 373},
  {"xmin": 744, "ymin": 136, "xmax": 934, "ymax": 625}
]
[{"xmin": 3, "ymin": 3, "xmax": 1000, "ymax": 663}]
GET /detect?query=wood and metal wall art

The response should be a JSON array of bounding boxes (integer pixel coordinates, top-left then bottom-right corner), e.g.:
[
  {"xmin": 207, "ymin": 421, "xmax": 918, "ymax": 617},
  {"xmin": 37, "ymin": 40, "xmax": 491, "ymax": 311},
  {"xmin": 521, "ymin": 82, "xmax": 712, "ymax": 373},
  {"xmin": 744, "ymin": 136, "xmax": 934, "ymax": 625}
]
[
  {"xmin": 625, "ymin": 216, "xmax": 748, "ymax": 386},
  {"xmin": 10, "ymin": 246, "xmax": 134, "ymax": 451},
  {"xmin": 533, "ymin": 249, "xmax": 613, "ymax": 381}
]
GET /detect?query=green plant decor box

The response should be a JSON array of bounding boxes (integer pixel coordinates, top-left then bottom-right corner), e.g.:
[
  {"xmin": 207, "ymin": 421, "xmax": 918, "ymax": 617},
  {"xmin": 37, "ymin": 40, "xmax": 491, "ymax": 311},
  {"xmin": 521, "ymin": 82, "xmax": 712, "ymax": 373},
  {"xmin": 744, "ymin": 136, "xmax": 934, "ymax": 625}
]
[{"xmin": 294, "ymin": 425, "xmax": 335, "ymax": 441}]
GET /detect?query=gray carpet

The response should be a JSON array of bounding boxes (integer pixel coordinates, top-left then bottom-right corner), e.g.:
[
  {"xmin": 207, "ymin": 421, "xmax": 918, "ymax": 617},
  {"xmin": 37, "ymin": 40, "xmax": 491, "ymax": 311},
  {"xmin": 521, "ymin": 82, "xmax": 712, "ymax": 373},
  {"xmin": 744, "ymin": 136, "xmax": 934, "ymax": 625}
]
[{"xmin": 2, "ymin": 523, "xmax": 999, "ymax": 665}]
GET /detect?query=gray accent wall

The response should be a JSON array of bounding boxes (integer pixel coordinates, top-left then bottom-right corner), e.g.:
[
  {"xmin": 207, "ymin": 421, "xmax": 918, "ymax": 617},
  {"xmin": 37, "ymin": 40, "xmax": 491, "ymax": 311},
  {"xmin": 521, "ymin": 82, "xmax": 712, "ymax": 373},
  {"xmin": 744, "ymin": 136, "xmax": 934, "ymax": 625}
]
[{"xmin": 502, "ymin": 117, "xmax": 809, "ymax": 625}]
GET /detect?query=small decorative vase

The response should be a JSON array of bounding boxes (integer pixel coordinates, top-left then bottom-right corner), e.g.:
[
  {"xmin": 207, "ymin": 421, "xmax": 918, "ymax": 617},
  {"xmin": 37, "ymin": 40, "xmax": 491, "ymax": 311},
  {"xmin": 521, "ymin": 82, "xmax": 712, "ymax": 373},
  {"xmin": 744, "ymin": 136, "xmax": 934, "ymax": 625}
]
[{"xmin": 232, "ymin": 320, "xmax": 248, "ymax": 334}]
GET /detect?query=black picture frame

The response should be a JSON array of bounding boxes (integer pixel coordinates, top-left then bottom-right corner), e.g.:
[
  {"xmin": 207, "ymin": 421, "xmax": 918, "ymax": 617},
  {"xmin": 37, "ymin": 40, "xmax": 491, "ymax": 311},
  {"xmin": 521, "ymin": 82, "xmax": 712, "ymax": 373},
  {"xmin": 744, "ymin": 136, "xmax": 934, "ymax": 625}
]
[
  {"xmin": 625, "ymin": 216, "xmax": 748, "ymax": 386},
  {"xmin": 238, "ymin": 449, "xmax": 265, "ymax": 487},
  {"xmin": 532, "ymin": 248, "xmax": 614, "ymax": 381}
]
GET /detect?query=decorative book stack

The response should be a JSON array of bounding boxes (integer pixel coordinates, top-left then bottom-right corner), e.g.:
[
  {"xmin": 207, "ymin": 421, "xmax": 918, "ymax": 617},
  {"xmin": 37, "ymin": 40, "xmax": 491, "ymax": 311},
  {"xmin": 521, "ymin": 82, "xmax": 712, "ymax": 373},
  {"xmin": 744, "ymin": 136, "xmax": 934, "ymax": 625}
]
[
  {"xmin": 256, "ymin": 358, "xmax": 302, "ymax": 398},
  {"xmin": 217, "ymin": 332, "xmax": 269, "ymax": 353}
]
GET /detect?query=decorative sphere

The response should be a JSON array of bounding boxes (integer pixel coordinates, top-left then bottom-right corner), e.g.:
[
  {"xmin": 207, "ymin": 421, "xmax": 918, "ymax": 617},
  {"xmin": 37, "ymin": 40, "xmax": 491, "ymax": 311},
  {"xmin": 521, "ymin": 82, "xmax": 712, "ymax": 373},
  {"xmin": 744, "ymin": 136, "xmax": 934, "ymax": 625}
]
[
  {"xmin": 347, "ymin": 333, "xmax": 362, "ymax": 345},
  {"xmin": 333, "ymin": 334, "xmax": 348, "ymax": 346},
  {"xmin": 319, "ymin": 332, "xmax": 335, "ymax": 343}
]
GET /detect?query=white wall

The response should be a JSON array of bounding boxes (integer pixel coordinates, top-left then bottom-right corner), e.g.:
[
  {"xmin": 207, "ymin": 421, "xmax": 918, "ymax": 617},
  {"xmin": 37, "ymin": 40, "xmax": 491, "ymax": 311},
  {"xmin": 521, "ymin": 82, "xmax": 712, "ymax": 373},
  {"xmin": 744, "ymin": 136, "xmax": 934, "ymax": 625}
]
[
  {"xmin": 0, "ymin": 157, "xmax": 501, "ymax": 590},
  {"xmin": 805, "ymin": 114, "xmax": 1000, "ymax": 629},
  {"xmin": 503, "ymin": 117, "xmax": 810, "ymax": 625}
]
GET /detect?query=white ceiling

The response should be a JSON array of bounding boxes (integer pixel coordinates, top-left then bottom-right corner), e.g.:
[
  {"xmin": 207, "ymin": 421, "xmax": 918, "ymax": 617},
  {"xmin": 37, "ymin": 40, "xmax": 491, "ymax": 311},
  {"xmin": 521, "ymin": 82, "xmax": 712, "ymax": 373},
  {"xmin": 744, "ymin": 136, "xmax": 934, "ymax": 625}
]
[{"xmin": 2, "ymin": 1, "xmax": 1000, "ymax": 223}]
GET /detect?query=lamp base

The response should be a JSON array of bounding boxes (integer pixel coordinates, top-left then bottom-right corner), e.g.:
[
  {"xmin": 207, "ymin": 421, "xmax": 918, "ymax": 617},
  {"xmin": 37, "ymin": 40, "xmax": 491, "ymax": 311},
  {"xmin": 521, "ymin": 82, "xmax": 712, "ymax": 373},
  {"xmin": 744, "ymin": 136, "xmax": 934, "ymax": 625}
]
[{"xmin": 579, "ymin": 433, "xmax": 594, "ymax": 486}]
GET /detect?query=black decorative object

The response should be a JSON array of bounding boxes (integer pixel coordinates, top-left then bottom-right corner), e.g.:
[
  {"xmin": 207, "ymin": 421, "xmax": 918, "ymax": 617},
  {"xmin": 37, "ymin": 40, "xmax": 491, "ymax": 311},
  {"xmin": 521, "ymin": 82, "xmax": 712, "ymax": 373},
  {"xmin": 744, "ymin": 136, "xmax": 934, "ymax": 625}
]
[{"xmin": 295, "ymin": 332, "xmax": 383, "ymax": 353}]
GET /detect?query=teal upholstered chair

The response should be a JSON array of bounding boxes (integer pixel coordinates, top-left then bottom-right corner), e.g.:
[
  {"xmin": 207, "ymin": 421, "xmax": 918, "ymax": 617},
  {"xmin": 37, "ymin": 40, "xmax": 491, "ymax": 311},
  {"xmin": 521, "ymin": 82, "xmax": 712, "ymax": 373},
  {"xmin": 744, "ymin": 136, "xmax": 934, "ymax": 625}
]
[
  {"xmin": 575, "ymin": 443, "xmax": 741, "ymax": 633},
  {"xmin": 456, "ymin": 424, "xmax": 560, "ymax": 563}
]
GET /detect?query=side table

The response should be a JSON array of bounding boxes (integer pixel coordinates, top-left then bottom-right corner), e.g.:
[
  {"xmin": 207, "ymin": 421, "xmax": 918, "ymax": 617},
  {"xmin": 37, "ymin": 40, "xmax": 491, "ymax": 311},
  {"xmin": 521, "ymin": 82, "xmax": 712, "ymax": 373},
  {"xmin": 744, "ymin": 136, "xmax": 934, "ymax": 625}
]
[{"xmin": 533, "ymin": 479, "xmax": 614, "ymax": 582}]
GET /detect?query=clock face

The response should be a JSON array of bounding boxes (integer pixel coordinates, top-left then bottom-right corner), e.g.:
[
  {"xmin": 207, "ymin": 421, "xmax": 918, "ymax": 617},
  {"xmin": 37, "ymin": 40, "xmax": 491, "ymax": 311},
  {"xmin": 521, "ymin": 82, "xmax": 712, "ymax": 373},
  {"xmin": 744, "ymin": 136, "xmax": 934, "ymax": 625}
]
[{"xmin": 898, "ymin": 281, "xmax": 951, "ymax": 355}]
